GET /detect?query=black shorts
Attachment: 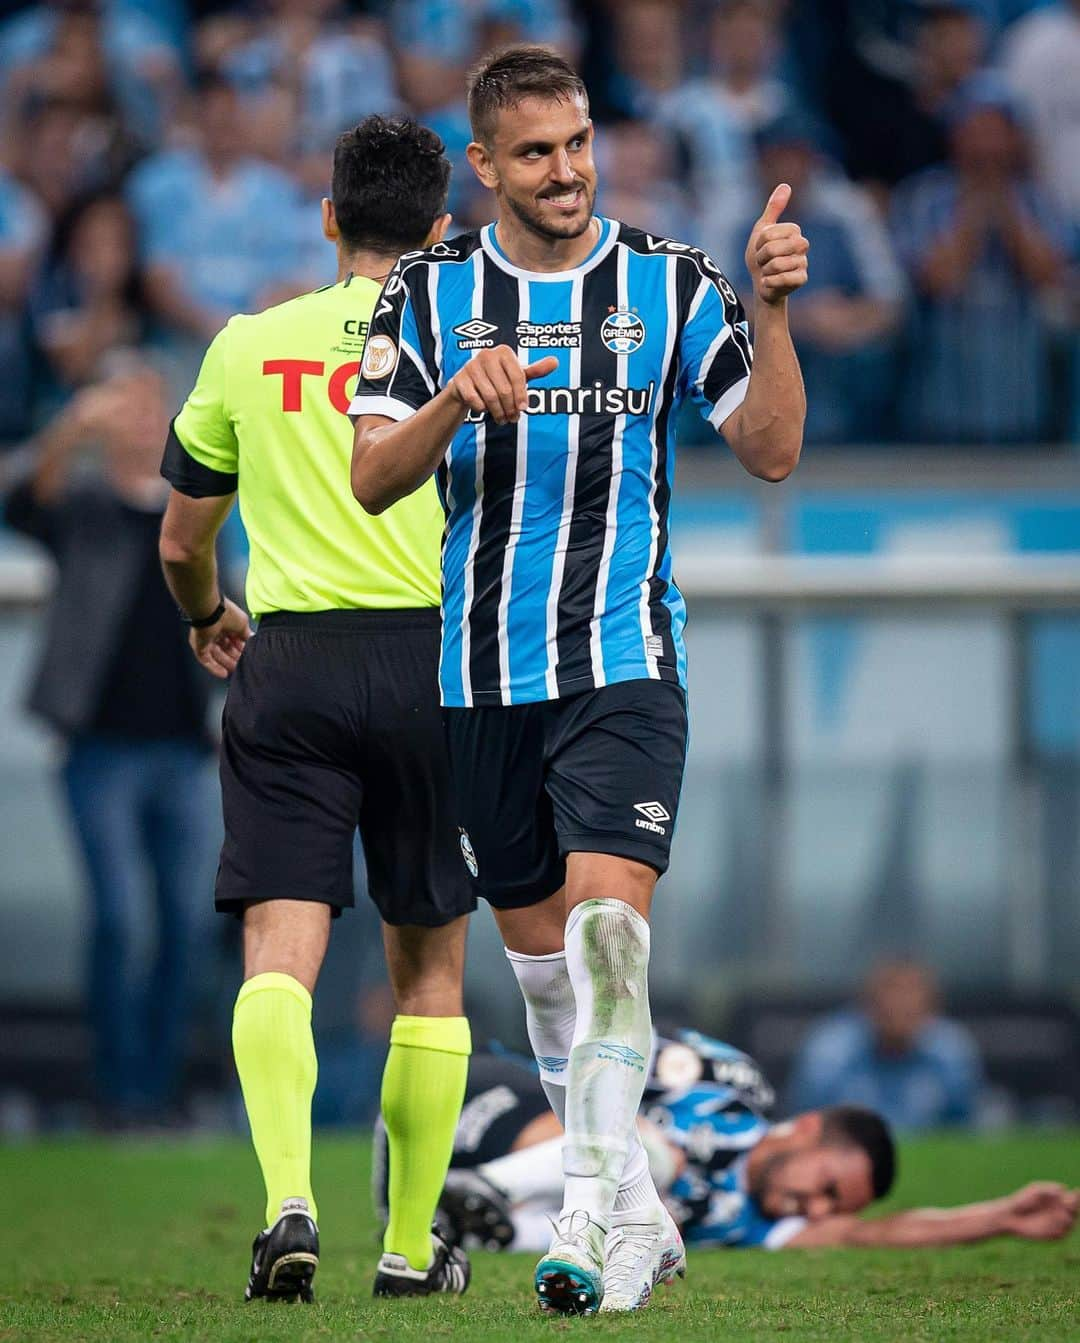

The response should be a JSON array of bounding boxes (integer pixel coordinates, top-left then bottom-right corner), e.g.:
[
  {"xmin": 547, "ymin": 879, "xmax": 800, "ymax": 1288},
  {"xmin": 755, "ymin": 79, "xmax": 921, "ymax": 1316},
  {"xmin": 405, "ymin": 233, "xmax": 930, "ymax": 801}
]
[
  {"xmin": 216, "ymin": 608, "xmax": 474, "ymax": 927},
  {"xmin": 444, "ymin": 678, "xmax": 688, "ymax": 909}
]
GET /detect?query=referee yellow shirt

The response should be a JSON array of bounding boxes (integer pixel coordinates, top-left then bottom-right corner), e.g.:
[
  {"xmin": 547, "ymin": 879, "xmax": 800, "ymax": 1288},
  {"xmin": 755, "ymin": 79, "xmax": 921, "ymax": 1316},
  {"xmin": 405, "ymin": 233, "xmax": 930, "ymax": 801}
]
[{"xmin": 164, "ymin": 276, "xmax": 443, "ymax": 616}]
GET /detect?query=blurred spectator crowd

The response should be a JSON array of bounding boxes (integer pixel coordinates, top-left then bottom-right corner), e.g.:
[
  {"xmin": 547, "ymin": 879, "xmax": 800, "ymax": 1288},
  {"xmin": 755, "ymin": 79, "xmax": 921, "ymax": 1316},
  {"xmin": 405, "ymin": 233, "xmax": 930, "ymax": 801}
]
[{"xmin": 0, "ymin": 0, "xmax": 1079, "ymax": 456}]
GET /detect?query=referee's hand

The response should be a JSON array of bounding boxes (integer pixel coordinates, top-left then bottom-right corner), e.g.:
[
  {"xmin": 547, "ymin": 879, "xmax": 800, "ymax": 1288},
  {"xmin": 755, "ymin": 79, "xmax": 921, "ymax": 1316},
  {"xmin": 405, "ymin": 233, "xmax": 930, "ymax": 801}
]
[
  {"xmin": 745, "ymin": 183, "xmax": 809, "ymax": 307},
  {"xmin": 189, "ymin": 597, "xmax": 252, "ymax": 679},
  {"xmin": 449, "ymin": 347, "xmax": 558, "ymax": 425}
]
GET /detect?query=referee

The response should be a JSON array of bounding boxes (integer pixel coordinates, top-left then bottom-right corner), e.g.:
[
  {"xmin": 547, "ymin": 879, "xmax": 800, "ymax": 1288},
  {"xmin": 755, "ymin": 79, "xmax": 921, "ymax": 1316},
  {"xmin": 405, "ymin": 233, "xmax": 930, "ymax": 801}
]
[{"xmin": 158, "ymin": 117, "xmax": 472, "ymax": 1302}]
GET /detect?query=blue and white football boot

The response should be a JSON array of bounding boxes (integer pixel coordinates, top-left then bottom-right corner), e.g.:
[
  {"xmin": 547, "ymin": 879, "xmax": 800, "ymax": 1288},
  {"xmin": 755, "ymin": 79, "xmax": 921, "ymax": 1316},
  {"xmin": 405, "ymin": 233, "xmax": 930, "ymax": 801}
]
[{"xmin": 534, "ymin": 1209, "xmax": 607, "ymax": 1315}]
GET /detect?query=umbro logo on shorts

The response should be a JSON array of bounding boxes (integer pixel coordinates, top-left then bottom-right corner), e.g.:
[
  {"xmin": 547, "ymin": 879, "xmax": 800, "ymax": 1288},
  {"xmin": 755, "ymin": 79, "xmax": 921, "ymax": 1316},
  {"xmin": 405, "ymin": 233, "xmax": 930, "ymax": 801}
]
[{"xmin": 633, "ymin": 801, "xmax": 670, "ymax": 836}]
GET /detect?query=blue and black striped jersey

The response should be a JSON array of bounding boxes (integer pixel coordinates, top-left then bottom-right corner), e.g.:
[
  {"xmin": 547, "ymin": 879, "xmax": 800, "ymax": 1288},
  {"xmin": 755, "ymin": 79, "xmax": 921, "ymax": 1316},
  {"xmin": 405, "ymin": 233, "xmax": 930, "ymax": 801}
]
[{"xmin": 349, "ymin": 216, "xmax": 753, "ymax": 708}]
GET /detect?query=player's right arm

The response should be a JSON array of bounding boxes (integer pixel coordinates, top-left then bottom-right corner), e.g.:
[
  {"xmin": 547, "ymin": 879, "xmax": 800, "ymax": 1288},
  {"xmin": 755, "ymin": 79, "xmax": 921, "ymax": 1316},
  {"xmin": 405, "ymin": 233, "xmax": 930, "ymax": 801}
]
[
  {"xmin": 786, "ymin": 1182, "xmax": 1080, "ymax": 1249},
  {"xmin": 348, "ymin": 260, "xmax": 554, "ymax": 514}
]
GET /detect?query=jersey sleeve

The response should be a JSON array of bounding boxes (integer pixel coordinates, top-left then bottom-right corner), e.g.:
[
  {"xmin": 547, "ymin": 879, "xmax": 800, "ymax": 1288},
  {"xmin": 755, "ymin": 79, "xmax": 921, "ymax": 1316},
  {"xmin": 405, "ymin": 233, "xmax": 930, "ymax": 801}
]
[
  {"xmin": 348, "ymin": 260, "xmax": 439, "ymax": 422},
  {"xmin": 162, "ymin": 324, "xmax": 239, "ymax": 497},
  {"xmin": 677, "ymin": 262, "xmax": 753, "ymax": 432}
]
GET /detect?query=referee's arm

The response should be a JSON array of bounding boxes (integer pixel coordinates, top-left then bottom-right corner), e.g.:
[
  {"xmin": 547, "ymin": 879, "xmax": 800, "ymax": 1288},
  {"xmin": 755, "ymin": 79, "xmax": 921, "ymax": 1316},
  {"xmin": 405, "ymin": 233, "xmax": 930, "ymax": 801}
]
[{"xmin": 160, "ymin": 490, "xmax": 251, "ymax": 679}]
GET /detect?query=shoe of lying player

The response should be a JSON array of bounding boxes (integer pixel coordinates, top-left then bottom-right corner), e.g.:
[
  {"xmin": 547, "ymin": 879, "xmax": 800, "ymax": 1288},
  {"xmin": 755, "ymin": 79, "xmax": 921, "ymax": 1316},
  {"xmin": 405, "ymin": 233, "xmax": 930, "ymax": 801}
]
[
  {"xmin": 372, "ymin": 1230, "xmax": 471, "ymax": 1297},
  {"xmin": 245, "ymin": 1200, "xmax": 319, "ymax": 1303},
  {"xmin": 534, "ymin": 1209, "xmax": 607, "ymax": 1316},
  {"xmin": 599, "ymin": 1205, "xmax": 686, "ymax": 1313},
  {"xmin": 438, "ymin": 1168, "xmax": 515, "ymax": 1250}
]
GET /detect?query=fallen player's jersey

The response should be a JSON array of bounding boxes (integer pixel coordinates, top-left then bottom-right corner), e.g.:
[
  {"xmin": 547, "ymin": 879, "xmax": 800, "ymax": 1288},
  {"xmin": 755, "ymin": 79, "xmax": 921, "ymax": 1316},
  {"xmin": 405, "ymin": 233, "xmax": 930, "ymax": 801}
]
[{"xmin": 644, "ymin": 1081, "xmax": 807, "ymax": 1248}]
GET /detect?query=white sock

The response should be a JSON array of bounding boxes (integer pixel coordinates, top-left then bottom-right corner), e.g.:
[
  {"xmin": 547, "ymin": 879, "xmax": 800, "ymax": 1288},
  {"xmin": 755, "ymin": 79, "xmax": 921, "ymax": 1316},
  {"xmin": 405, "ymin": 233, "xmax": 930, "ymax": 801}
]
[
  {"xmin": 478, "ymin": 1134, "xmax": 565, "ymax": 1204},
  {"xmin": 505, "ymin": 947, "xmax": 576, "ymax": 1125},
  {"xmin": 611, "ymin": 1131, "xmax": 663, "ymax": 1224},
  {"xmin": 560, "ymin": 898, "xmax": 652, "ymax": 1227}
]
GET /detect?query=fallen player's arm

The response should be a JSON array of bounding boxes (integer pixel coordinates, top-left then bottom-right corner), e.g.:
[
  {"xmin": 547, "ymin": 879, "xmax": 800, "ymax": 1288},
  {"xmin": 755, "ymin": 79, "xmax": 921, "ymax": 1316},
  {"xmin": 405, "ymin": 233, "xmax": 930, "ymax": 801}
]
[{"xmin": 785, "ymin": 1182, "xmax": 1080, "ymax": 1249}]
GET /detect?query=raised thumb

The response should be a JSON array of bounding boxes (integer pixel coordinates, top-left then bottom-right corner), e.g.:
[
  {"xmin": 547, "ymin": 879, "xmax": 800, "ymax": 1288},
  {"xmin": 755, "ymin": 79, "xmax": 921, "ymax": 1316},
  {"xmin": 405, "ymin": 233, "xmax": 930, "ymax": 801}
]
[{"xmin": 759, "ymin": 182, "xmax": 791, "ymax": 227}]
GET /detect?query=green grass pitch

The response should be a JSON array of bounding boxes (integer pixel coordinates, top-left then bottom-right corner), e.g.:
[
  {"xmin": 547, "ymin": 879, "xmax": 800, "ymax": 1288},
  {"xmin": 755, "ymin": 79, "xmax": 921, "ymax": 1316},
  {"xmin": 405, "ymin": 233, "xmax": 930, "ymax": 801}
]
[{"xmin": 1, "ymin": 1132, "xmax": 1077, "ymax": 1342}]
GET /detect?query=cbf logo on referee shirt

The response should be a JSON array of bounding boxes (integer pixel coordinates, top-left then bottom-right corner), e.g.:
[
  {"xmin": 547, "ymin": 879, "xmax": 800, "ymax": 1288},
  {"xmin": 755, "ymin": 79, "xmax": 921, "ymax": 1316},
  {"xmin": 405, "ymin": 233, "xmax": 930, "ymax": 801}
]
[{"xmin": 601, "ymin": 309, "xmax": 646, "ymax": 353}]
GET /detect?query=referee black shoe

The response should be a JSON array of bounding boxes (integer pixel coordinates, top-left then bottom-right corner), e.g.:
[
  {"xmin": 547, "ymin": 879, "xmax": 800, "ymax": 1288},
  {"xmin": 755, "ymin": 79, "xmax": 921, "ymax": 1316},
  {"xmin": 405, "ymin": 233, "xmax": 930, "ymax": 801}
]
[
  {"xmin": 438, "ymin": 1168, "xmax": 515, "ymax": 1251},
  {"xmin": 245, "ymin": 1201, "xmax": 319, "ymax": 1303},
  {"xmin": 372, "ymin": 1230, "xmax": 471, "ymax": 1297}
]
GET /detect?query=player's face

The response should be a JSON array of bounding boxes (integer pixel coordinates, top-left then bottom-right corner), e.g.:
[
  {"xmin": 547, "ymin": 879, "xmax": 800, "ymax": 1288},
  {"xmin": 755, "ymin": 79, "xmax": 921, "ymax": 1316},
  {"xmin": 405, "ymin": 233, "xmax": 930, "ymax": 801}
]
[
  {"xmin": 752, "ymin": 1145, "xmax": 875, "ymax": 1222},
  {"xmin": 482, "ymin": 95, "xmax": 597, "ymax": 242}
]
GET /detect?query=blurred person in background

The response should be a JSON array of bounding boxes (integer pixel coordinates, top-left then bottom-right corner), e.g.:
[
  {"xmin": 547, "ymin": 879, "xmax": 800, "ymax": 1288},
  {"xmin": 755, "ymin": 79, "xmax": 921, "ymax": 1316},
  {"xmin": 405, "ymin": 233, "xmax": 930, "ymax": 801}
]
[
  {"xmin": 658, "ymin": 0, "xmax": 789, "ymax": 211},
  {"xmin": 0, "ymin": 159, "xmax": 47, "ymax": 448},
  {"xmin": 890, "ymin": 73, "xmax": 1069, "ymax": 444},
  {"xmin": 606, "ymin": 0, "xmax": 687, "ymax": 118},
  {"xmin": 389, "ymin": 0, "xmax": 579, "ymax": 117},
  {"xmin": 596, "ymin": 119, "xmax": 694, "ymax": 242},
  {"xmin": 6, "ymin": 95, "xmax": 97, "ymax": 226},
  {"xmin": 220, "ymin": 0, "xmax": 400, "ymax": 157},
  {"xmin": 125, "ymin": 71, "xmax": 305, "ymax": 352},
  {"xmin": 3, "ymin": 355, "xmax": 217, "ymax": 1129},
  {"xmin": 387, "ymin": 0, "xmax": 579, "ymax": 215},
  {"xmin": 27, "ymin": 191, "xmax": 150, "ymax": 414},
  {"xmin": 0, "ymin": 0, "xmax": 181, "ymax": 154},
  {"xmin": 715, "ymin": 110, "xmax": 905, "ymax": 443},
  {"xmin": 788, "ymin": 960, "xmax": 985, "ymax": 1131},
  {"xmin": 1001, "ymin": 0, "xmax": 1080, "ymax": 223},
  {"xmin": 828, "ymin": 0, "xmax": 990, "ymax": 201}
]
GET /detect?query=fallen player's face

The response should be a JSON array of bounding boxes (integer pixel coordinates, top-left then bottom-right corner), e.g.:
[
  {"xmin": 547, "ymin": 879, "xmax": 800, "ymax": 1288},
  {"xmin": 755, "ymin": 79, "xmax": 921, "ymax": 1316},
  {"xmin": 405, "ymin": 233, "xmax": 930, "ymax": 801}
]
[
  {"xmin": 488, "ymin": 95, "xmax": 597, "ymax": 242},
  {"xmin": 753, "ymin": 1145, "xmax": 876, "ymax": 1222}
]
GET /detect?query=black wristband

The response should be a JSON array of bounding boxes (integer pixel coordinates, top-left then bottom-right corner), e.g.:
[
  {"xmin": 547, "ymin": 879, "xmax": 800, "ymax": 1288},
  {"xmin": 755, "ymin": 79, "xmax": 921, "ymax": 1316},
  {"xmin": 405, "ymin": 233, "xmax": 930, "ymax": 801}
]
[{"xmin": 182, "ymin": 598, "xmax": 226, "ymax": 629}]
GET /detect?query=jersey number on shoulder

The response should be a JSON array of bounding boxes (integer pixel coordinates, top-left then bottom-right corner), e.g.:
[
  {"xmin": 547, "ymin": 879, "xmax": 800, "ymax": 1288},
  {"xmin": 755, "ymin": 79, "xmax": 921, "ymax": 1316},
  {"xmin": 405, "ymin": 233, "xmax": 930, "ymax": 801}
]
[{"xmin": 262, "ymin": 359, "xmax": 361, "ymax": 415}]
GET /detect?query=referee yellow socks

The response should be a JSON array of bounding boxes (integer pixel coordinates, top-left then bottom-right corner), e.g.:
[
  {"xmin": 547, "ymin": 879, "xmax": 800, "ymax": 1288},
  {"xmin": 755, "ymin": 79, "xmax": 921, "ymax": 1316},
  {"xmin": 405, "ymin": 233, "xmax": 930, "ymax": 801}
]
[
  {"xmin": 381, "ymin": 1014, "xmax": 471, "ymax": 1271},
  {"xmin": 232, "ymin": 972, "xmax": 318, "ymax": 1228}
]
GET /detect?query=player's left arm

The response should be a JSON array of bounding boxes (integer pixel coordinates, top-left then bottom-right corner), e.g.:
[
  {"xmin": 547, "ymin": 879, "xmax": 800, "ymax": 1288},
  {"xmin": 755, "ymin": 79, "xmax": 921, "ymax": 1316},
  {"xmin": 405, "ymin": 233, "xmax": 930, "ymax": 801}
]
[
  {"xmin": 784, "ymin": 1182, "xmax": 1080, "ymax": 1249},
  {"xmin": 719, "ymin": 183, "xmax": 808, "ymax": 482}
]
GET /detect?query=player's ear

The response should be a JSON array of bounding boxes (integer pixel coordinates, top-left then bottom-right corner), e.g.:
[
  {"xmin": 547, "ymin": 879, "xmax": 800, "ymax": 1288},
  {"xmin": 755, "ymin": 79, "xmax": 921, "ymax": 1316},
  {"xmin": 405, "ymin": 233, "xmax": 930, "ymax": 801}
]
[
  {"xmin": 426, "ymin": 213, "xmax": 452, "ymax": 247},
  {"xmin": 467, "ymin": 140, "xmax": 499, "ymax": 190},
  {"xmin": 321, "ymin": 198, "xmax": 338, "ymax": 244}
]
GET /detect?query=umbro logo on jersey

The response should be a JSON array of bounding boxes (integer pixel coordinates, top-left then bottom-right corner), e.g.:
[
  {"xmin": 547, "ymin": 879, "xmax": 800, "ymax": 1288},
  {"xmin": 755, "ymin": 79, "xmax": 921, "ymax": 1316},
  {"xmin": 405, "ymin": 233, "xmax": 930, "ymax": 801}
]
[
  {"xmin": 634, "ymin": 801, "xmax": 670, "ymax": 835},
  {"xmin": 453, "ymin": 319, "xmax": 499, "ymax": 350}
]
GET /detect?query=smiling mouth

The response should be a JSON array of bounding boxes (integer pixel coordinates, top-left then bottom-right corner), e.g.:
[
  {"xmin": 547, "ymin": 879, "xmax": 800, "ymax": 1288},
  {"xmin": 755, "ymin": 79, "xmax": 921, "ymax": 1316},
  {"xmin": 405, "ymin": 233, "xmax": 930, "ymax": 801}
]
[{"xmin": 541, "ymin": 187, "xmax": 585, "ymax": 210}]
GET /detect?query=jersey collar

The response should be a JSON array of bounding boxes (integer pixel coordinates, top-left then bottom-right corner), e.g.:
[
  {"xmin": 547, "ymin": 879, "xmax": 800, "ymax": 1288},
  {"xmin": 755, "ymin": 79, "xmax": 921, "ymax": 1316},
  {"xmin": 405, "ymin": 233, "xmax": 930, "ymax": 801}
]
[{"xmin": 480, "ymin": 216, "xmax": 618, "ymax": 283}]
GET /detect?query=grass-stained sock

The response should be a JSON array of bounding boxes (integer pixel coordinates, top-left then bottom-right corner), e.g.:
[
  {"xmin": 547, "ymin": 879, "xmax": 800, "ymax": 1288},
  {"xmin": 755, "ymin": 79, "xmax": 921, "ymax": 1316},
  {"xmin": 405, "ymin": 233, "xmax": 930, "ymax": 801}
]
[
  {"xmin": 232, "ymin": 972, "xmax": 318, "ymax": 1228},
  {"xmin": 381, "ymin": 1014, "xmax": 471, "ymax": 1271}
]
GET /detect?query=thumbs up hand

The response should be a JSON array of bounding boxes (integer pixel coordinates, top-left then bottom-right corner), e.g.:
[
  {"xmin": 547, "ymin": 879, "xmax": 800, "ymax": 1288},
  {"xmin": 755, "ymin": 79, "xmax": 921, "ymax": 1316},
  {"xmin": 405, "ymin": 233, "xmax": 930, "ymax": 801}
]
[{"xmin": 744, "ymin": 183, "xmax": 809, "ymax": 307}]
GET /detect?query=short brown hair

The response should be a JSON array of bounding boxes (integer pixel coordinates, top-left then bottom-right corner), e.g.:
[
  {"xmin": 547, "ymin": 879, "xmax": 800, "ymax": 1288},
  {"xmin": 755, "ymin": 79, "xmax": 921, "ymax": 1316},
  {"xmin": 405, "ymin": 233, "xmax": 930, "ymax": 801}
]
[{"xmin": 466, "ymin": 44, "xmax": 588, "ymax": 145}]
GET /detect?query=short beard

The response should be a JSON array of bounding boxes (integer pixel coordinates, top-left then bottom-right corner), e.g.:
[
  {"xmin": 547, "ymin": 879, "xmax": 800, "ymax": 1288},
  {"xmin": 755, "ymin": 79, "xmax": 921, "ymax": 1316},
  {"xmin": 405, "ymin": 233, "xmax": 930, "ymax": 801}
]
[
  {"xmin": 504, "ymin": 184, "xmax": 594, "ymax": 242},
  {"xmin": 748, "ymin": 1150, "xmax": 787, "ymax": 1212}
]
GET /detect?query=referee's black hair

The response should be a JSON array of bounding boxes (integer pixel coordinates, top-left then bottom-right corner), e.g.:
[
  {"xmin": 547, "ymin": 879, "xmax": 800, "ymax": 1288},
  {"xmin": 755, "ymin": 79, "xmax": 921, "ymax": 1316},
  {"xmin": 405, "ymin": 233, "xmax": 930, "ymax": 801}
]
[
  {"xmin": 467, "ymin": 44, "xmax": 588, "ymax": 145},
  {"xmin": 332, "ymin": 115, "xmax": 451, "ymax": 255},
  {"xmin": 821, "ymin": 1105, "xmax": 897, "ymax": 1201}
]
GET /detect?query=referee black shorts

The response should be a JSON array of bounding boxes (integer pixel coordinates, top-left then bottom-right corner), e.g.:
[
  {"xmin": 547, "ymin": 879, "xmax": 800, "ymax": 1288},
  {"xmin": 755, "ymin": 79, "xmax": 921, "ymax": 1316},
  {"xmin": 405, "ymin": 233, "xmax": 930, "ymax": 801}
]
[
  {"xmin": 444, "ymin": 678, "xmax": 689, "ymax": 910},
  {"xmin": 216, "ymin": 608, "xmax": 475, "ymax": 927}
]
